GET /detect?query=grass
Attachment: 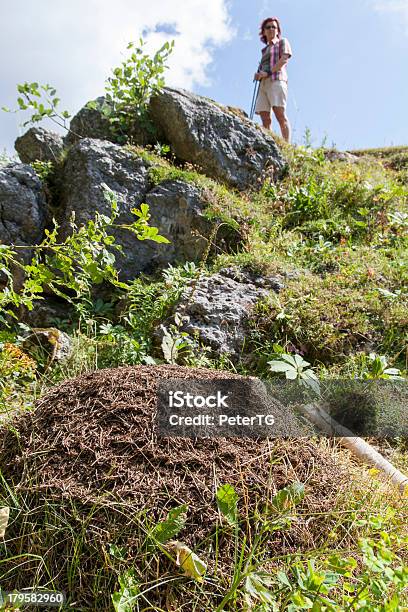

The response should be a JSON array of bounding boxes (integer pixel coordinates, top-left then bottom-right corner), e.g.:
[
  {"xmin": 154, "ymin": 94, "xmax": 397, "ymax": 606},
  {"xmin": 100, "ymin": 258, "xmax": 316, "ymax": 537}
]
[
  {"xmin": 350, "ymin": 145, "xmax": 408, "ymax": 185},
  {"xmin": 1, "ymin": 138, "xmax": 407, "ymax": 609},
  {"xmin": 0, "ymin": 447, "xmax": 407, "ymax": 610},
  {"xmin": 2, "ymin": 139, "xmax": 407, "ymax": 393}
]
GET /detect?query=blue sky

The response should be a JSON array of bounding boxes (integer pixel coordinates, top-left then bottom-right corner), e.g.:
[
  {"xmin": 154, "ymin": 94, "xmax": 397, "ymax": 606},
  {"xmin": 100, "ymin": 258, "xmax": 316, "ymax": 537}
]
[
  {"xmin": 203, "ymin": 0, "xmax": 408, "ymax": 149},
  {"xmin": 1, "ymin": 0, "xmax": 407, "ymax": 156}
]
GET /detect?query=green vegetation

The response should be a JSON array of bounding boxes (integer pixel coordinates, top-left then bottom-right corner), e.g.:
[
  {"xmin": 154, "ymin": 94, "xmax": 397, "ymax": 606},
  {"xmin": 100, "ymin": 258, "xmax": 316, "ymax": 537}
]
[
  {"xmin": 1, "ymin": 467, "xmax": 406, "ymax": 610},
  {"xmin": 0, "ymin": 150, "xmax": 13, "ymax": 167},
  {"xmin": 1, "ymin": 132, "xmax": 407, "ymax": 609},
  {"xmin": 98, "ymin": 38, "xmax": 174, "ymax": 142},
  {"xmin": 351, "ymin": 145, "xmax": 408, "ymax": 188},
  {"xmin": 2, "ymin": 81, "xmax": 72, "ymax": 130},
  {"xmin": 2, "ymin": 36, "xmax": 174, "ymax": 145}
]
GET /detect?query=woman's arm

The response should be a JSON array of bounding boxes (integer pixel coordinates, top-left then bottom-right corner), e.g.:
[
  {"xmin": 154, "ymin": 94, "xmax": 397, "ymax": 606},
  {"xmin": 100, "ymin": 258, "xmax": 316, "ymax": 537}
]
[
  {"xmin": 271, "ymin": 53, "xmax": 291, "ymax": 73},
  {"xmin": 271, "ymin": 37, "xmax": 292, "ymax": 74}
]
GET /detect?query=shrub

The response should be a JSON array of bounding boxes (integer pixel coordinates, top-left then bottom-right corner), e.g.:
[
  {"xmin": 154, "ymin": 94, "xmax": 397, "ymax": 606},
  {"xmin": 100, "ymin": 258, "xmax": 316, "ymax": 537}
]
[{"xmin": 90, "ymin": 38, "xmax": 174, "ymax": 143}]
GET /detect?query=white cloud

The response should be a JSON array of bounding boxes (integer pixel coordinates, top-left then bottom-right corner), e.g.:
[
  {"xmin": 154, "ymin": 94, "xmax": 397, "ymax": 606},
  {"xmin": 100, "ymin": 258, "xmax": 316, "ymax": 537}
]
[
  {"xmin": 0, "ymin": 0, "xmax": 234, "ymax": 151},
  {"xmin": 368, "ymin": 0, "xmax": 408, "ymax": 34}
]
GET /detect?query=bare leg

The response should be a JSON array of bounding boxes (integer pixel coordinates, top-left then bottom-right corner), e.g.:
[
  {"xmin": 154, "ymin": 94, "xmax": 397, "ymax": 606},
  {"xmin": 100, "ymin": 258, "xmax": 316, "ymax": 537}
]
[
  {"xmin": 259, "ymin": 111, "xmax": 271, "ymax": 130},
  {"xmin": 272, "ymin": 106, "xmax": 291, "ymax": 142}
]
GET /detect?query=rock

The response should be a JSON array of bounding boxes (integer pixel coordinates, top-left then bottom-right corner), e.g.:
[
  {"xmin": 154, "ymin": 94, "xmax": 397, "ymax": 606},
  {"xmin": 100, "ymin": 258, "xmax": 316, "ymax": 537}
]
[
  {"xmin": 0, "ymin": 163, "xmax": 46, "ymax": 288},
  {"xmin": 64, "ymin": 97, "xmax": 114, "ymax": 147},
  {"xmin": 15, "ymin": 127, "xmax": 64, "ymax": 164},
  {"xmin": 164, "ymin": 267, "xmax": 283, "ymax": 360},
  {"xmin": 59, "ymin": 139, "xmax": 236, "ymax": 280},
  {"xmin": 60, "ymin": 138, "xmax": 151, "ymax": 227},
  {"xmin": 64, "ymin": 96, "xmax": 158, "ymax": 148},
  {"xmin": 142, "ymin": 180, "xmax": 213, "ymax": 271},
  {"xmin": 149, "ymin": 87, "xmax": 286, "ymax": 190},
  {"xmin": 22, "ymin": 328, "xmax": 72, "ymax": 363},
  {"xmin": 59, "ymin": 138, "xmax": 150, "ymax": 280},
  {"xmin": 323, "ymin": 149, "xmax": 360, "ymax": 163},
  {"xmin": 21, "ymin": 298, "xmax": 75, "ymax": 328},
  {"xmin": 220, "ymin": 266, "xmax": 284, "ymax": 291}
]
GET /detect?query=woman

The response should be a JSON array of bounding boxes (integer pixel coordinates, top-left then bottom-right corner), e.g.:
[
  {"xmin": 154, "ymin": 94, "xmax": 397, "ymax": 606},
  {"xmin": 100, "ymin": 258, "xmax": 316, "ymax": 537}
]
[{"xmin": 254, "ymin": 17, "xmax": 292, "ymax": 142}]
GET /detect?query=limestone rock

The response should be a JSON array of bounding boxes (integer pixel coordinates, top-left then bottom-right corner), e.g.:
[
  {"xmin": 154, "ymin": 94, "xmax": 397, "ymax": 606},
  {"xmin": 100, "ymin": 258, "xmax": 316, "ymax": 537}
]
[
  {"xmin": 142, "ymin": 180, "xmax": 213, "ymax": 272},
  {"xmin": 0, "ymin": 163, "xmax": 46, "ymax": 288},
  {"xmin": 59, "ymin": 139, "xmax": 151, "ymax": 279},
  {"xmin": 59, "ymin": 139, "xmax": 235, "ymax": 280},
  {"xmin": 323, "ymin": 149, "xmax": 360, "ymax": 163},
  {"xmin": 149, "ymin": 87, "xmax": 286, "ymax": 190},
  {"xmin": 22, "ymin": 328, "xmax": 72, "ymax": 362},
  {"xmin": 15, "ymin": 127, "xmax": 64, "ymax": 164},
  {"xmin": 64, "ymin": 96, "xmax": 157, "ymax": 147},
  {"xmin": 167, "ymin": 267, "xmax": 284, "ymax": 360}
]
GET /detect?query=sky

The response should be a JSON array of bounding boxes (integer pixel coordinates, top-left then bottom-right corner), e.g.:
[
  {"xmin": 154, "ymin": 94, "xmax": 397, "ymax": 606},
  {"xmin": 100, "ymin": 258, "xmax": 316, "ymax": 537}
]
[{"xmin": 1, "ymin": 0, "xmax": 407, "ymax": 157}]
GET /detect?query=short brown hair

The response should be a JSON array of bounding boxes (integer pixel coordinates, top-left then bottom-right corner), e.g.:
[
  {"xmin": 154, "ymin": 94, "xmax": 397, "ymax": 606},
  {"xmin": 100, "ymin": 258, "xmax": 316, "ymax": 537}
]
[{"xmin": 259, "ymin": 17, "xmax": 282, "ymax": 44}]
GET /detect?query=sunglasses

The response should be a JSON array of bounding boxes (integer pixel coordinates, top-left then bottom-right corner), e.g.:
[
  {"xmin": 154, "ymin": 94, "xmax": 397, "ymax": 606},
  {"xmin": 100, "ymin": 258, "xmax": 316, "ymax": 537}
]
[{"xmin": 264, "ymin": 24, "xmax": 277, "ymax": 30}]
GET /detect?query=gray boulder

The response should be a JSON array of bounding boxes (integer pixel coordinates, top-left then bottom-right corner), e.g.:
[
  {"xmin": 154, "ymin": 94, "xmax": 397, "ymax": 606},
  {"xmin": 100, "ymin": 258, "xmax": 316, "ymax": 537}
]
[
  {"xmin": 22, "ymin": 327, "xmax": 73, "ymax": 363},
  {"xmin": 59, "ymin": 138, "xmax": 151, "ymax": 280},
  {"xmin": 0, "ymin": 163, "xmax": 46, "ymax": 288},
  {"xmin": 15, "ymin": 127, "xmax": 64, "ymax": 164},
  {"xmin": 167, "ymin": 267, "xmax": 284, "ymax": 360},
  {"xmin": 64, "ymin": 96, "xmax": 158, "ymax": 148},
  {"xmin": 149, "ymin": 87, "xmax": 286, "ymax": 190},
  {"xmin": 64, "ymin": 97, "xmax": 114, "ymax": 147},
  {"xmin": 59, "ymin": 139, "xmax": 234, "ymax": 280},
  {"xmin": 323, "ymin": 149, "xmax": 360, "ymax": 163},
  {"xmin": 21, "ymin": 298, "xmax": 75, "ymax": 328},
  {"xmin": 142, "ymin": 180, "xmax": 212, "ymax": 272}
]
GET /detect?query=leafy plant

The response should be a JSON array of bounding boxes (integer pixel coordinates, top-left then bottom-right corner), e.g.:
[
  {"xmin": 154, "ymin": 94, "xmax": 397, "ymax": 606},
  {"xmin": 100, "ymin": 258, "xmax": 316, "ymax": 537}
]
[
  {"xmin": 361, "ymin": 353, "xmax": 404, "ymax": 380},
  {"xmin": 162, "ymin": 261, "xmax": 199, "ymax": 288},
  {"xmin": 268, "ymin": 353, "xmax": 320, "ymax": 394},
  {"xmin": 166, "ymin": 541, "xmax": 207, "ymax": 582},
  {"xmin": 0, "ymin": 342, "xmax": 37, "ymax": 414},
  {"xmin": 160, "ymin": 313, "xmax": 196, "ymax": 365},
  {"xmin": 95, "ymin": 38, "xmax": 174, "ymax": 143},
  {"xmin": 2, "ymin": 82, "xmax": 71, "ymax": 131},
  {"xmin": 97, "ymin": 322, "xmax": 151, "ymax": 366},
  {"xmin": 217, "ymin": 482, "xmax": 306, "ymax": 611},
  {"xmin": 216, "ymin": 484, "xmax": 239, "ymax": 527},
  {"xmin": 270, "ymin": 531, "xmax": 408, "ymax": 611},
  {"xmin": 0, "ymin": 186, "xmax": 169, "ymax": 325},
  {"xmin": 270, "ymin": 481, "xmax": 305, "ymax": 512},
  {"xmin": 243, "ymin": 571, "xmax": 275, "ymax": 608},
  {"xmin": 30, "ymin": 160, "xmax": 54, "ymax": 181},
  {"xmin": 283, "ymin": 178, "xmax": 331, "ymax": 225},
  {"xmin": 303, "ymin": 127, "xmax": 313, "ymax": 148},
  {"xmin": 153, "ymin": 142, "xmax": 171, "ymax": 157},
  {"xmin": 111, "ymin": 569, "xmax": 140, "ymax": 612},
  {"xmin": 388, "ymin": 210, "xmax": 408, "ymax": 230},
  {"xmin": 0, "ymin": 150, "xmax": 13, "ymax": 167},
  {"xmin": 147, "ymin": 504, "xmax": 188, "ymax": 549}
]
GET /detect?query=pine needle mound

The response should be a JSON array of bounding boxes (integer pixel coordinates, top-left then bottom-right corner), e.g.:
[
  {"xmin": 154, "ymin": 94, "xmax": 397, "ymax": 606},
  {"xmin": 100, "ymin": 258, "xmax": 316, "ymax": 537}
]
[
  {"xmin": 1, "ymin": 365, "xmax": 381, "ymax": 608},
  {"xmin": 1, "ymin": 365, "xmax": 352, "ymax": 541}
]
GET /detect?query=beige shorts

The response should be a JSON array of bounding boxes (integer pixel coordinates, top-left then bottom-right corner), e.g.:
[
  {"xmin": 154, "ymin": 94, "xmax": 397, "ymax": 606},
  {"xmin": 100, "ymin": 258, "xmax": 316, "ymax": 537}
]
[{"xmin": 255, "ymin": 78, "xmax": 288, "ymax": 113}]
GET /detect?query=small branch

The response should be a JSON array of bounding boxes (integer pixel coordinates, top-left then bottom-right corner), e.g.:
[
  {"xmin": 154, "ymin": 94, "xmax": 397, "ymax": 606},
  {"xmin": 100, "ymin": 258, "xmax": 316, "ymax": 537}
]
[{"xmin": 299, "ymin": 403, "xmax": 408, "ymax": 493}]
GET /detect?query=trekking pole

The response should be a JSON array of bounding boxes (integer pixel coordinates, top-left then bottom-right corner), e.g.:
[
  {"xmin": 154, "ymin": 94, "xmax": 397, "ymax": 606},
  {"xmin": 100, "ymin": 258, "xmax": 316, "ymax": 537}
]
[
  {"xmin": 249, "ymin": 80, "xmax": 256, "ymax": 120},
  {"xmin": 249, "ymin": 78, "xmax": 260, "ymax": 120}
]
